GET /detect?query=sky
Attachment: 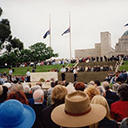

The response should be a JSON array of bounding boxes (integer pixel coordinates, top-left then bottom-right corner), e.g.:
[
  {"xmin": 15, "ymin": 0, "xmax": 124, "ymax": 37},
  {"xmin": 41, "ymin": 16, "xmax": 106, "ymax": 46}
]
[{"xmin": 0, "ymin": 0, "xmax": 128, "ymax": 59}]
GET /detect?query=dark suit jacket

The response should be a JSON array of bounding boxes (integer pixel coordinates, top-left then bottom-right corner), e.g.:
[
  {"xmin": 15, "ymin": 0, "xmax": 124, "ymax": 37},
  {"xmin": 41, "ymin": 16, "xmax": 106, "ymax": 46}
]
[
  {"xmin": 41, "ymin": 104, "xmax": 60, "ymax": 128},
  {"xmin": 105, "ymin": 90, "xmax": 119, "ymax": 102},
  {"xmin": 31, "ymin": 103, "xmax": 45, "ymax": 128},
  {"xmin": 98, "ymin": 117, "xmax": 118, "ymax": 128}
]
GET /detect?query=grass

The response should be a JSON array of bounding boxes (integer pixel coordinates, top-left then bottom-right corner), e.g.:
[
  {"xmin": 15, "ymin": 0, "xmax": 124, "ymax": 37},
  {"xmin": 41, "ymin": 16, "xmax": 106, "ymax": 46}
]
[
  {"xmin": 119, "ymin": 61, "xmax": 128, "ymax": 71},
  {"xmin": 0, "ymin": 63, "xmax": 75, "ymax": 75}
]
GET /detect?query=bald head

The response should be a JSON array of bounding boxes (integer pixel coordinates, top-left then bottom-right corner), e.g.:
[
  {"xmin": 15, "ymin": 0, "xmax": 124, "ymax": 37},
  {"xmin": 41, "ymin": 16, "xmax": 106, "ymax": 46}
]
[{"xmin": 33, "ymin": 89, "xmax": 44, "ymax": 102}]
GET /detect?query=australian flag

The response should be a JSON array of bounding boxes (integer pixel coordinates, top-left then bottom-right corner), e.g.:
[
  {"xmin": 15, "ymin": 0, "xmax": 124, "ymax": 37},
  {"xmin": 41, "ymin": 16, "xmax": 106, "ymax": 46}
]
[
  {"xmin": 124, "ymin": 23, "xmax": 128, "ymax": 27},
  {"xmin": 43, "ymin": 29, "xmax": 50, "ymax": 39},
  {"xmin": 61, "ymin": 27, "xmax": 70, "ymax": 36}
]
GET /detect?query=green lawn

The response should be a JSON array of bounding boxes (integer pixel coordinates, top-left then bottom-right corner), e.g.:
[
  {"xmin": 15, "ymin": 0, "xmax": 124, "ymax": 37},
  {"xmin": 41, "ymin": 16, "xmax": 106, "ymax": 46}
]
[
  {"xmin": 0, "ymin": 63, "xmax": 75, "ymax": 75},
  {"xmin": 119, "ymin": 61, "xmax": 128, "ymax": 71}
]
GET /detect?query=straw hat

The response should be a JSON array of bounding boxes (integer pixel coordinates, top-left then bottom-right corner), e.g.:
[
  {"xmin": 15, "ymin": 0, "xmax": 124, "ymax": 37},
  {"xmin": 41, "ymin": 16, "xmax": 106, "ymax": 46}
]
[
  {"xmin": 0, "ymin": 99, "xmax": 35, "ymax": 128},
  {"xmin": 51, "ymin": 91, "xmax": 106, "ymax": 127}
]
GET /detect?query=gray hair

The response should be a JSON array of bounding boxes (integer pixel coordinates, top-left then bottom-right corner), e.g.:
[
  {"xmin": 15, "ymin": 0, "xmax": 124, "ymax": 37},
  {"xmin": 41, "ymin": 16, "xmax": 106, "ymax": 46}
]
[
  {"xmin": 31, "ymin": 85, "xmax": 41, "ymax": 93},
  {"xmin": 33, "ymin": 89, "xmax": 44, "ymax": 102},
  {"xmin": 10, "ymin": 84, "xmax": 23, "ymax": 92},
  {"xmin": 112, "ymin": 83, "xmax": 120, "ymax": 92}
]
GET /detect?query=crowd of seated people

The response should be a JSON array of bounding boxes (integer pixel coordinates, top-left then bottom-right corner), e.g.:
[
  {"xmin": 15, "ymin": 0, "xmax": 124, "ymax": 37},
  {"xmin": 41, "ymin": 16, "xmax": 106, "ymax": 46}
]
[
  {"xmin": 11, "ymin": 55, "xmax": 127, "ymax": 69},
  {"xmin": 1, "ymin": 75, "xmax": 128, "ymax": 127},
  {"xmin": 105, "ymin": 69, "xmax": 128, "ymax": 84},
  {"xmin": 66, "ymin": 65, "xmax": 114, "ymax": 73}
]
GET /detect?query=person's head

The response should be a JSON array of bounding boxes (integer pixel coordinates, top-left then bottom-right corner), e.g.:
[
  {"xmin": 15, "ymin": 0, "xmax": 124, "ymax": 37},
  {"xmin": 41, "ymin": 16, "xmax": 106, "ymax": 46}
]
[
  {"xmin": 0, "ymin": 99, "xmax": 35, "ymax": 128},
  {"xmin": 55, "ymin": 80, "xmax": 58, "ymax": 85},
  {"xmin": 73, "ymin": 81, "xmax": 77, "ymax": 87},
  {"xmin": 51, "ymin": 82, "xmax": 55, "ymax": 88},
  {"xmin": 31, "ymin": 85, "xmax": 41, "ymax": 93},
  {"xmin": 91, "ymin": 95, "xmax": 110, "ymax": 119},
  {"xmin": 7, "ymin": 91, "xmax": 29, "ymax": 105},
  {"xmin": 112, "ymin": 83, "xmax": 120, "ymax": 92},
  {"xmin": 51, "ymin": 85, "xmax": 68, "ymax": 105},
  {"xmin": 88, "ymin": 81, "xmax": 95, "ymax": 86},
  {"xmin": 116, "ymin": 77, "xmax": 123, "ymax": 84},
  {"xmin": 102, "ymin": 81, "xmax": 110, "ymax": 90},
  {"xmin": 51, "ymin": 91, "xmax": 106, "ymax": 128},
  {"xmin": 36, "ymin": 82, "xmax": 42, "ymax": 87},
  {"xmin": 10, "ymin": 84, "xmax": 23, "ymax": 92},
  {"xmin": 0, "ymin": 85, "xmax": 3, "ymax": 95},
  {"xmin": 94, "ymin": 80, "xmax": 101, "ymax": 86},
  {"xmin": 120, "ymin": 117, "xmax": 128, "ymax": 128},
  {"xmin": 33, "ymin": 89, "xmax": 44, "ymax": 103},
  {"xmin": 117, "ymin": 83, "xmax": 128, "ymax": 101},
  {"xmin": 75, "ymin": 82, "xmax": 85, "ymax": 91},
  {"xmin": 3, "ymin": 83, "xmax": 11, "ymax": 89},
  {"xmin": 84, "ymin": 85, "xmax": 100, "ymax": 100},
  {"xmin": 23, "ymin": 85, "xmax": 30, "ymax": 93}
]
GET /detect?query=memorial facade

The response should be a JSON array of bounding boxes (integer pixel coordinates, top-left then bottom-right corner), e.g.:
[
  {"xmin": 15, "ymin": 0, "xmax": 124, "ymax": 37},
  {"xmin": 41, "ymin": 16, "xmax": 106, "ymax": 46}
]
[{"xmin": 75, "ymin": 30, "xmax": 128, "ymax": 58}]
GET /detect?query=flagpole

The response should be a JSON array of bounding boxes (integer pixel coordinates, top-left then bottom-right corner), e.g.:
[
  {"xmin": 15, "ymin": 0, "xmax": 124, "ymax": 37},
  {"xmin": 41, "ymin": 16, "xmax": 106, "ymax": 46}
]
[
  {"xmin": 49, "ymin": 14, "xmax": 51, "ymax": 58},
  {"xmin": 69, "ymin": 11, "xmax": 72, "ymax": 60}
]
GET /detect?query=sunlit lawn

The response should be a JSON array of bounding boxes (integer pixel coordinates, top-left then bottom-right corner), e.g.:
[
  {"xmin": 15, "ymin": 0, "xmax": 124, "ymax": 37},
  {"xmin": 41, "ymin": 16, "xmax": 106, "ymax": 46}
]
[
  {"xmin": 0, "ymin": 63, "xmax": 75, "ymax": 75},
  {"xmin": 119, "ymin": 61, "xmax": 128, "ymax": 71}
]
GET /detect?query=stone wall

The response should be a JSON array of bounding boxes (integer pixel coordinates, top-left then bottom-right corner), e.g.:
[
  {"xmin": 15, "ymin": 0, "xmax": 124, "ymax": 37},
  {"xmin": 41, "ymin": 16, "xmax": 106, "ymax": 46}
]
[
  {"xmin": 75, "ymin": 48, "xmax": 96, "ymax": 58},
  {"xmin": 100, "ymin": 32, "xmax": 111, "ymax": 57},
  {"xmin": 31, "ymin": 72, "xmax": 58, "ymax": 82}
]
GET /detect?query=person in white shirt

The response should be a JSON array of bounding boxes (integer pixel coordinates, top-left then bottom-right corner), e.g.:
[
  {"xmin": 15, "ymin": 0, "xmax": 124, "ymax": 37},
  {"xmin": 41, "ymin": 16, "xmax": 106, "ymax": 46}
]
[
  {"xmin": 26, "ymin": 69, "xmax": 31, "ymax": 82},
  {"xmin": 9, "ymin": 68, "xmax": 13, "ymax": 81},
  {"xmin": 60, "ymin": 65, "xmax": 66, "ymax": 81},
  {"xmin": 73, "ymin": 67, "xmax": 78, "ymax": 82}
]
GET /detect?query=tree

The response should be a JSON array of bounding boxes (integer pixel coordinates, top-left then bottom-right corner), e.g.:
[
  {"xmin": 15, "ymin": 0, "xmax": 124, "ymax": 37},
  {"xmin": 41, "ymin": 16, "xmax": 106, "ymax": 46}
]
[
  {"xmin": 18, "ymin": 49, "xmax": 32, "ymax": 62},
  {"xmin": 0, "ymin": 7, "xmax": 3, "ymax": 17},
  {"xmin": 0, "ymin": 19, "xmax": 11, "ymax": 43},
  {"xmin": 10, "ymin": 37, "xmax": 24, "ymax": 50},
  {"xmin": 29, "ymin": 42, "xmax": 58, "ymax": 61}
]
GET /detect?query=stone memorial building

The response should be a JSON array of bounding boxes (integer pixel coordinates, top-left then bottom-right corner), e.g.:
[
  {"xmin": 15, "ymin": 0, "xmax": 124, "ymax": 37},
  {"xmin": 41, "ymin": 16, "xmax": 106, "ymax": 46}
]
[{"xmin": 75, "ymin": 30, "xmax": 128, "ymax": 58}]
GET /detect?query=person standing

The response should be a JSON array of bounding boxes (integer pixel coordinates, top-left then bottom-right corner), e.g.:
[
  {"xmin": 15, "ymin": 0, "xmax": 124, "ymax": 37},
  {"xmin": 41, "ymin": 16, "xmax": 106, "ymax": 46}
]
[
  {"xmin": 60, "ymin": 65, "xmax": 66, "ymax": 81},
  {"xmin": 8, "ymin": 68, "xmax": 13, "ymax": 81},
  {"xmin": 73, "ymin": 67, "xmax": 78, "ymax": 82},
  {"xmin": 26, "ymin": 69, "xmax": 31, "ymax": 82}
]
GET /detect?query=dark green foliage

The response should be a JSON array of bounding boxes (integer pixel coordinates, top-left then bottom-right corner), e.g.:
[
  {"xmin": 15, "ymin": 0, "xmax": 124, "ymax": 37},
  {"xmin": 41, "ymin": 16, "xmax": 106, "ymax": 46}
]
[
  {"xmin": 0, "ymin": 19, "xmax": 11, "ymax": 43},
  {"xmin": 29, "ymin": 42, "xmax": 58, "ymax": 61},
  {"xmin": 10, "ymin": 37, "xmax": 24, "ymax": 50},
  {"xmin": 0, "ymin": 7, "xmax": 3, "ymax": 17}
]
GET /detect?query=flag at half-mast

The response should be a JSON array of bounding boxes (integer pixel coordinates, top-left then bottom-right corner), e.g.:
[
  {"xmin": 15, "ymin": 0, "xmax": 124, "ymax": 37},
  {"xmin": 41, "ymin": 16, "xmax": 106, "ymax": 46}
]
[
  {"xmin": 61, "ymin": 27, "xmax": 70, "ymax": 36},
  {"xmin": 43, "ymin": 29, "xmax": 50, "ymax": 39},
  {"xmin": 124, "ymin": 23, "xmax": 128, "ymax": 27}
]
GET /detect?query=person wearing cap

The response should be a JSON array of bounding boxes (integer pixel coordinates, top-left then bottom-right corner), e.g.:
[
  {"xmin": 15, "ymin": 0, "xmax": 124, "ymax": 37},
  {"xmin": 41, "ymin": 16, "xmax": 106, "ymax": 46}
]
[
  {"xmin": 60, "ymin": 65, "xmax": 66, "ymax": 81},
  {"xmin": 41, "ymin": 85, "xmax": 68, "ymax": 128},
  {"xmin": 51, "ymin": 91, "xmax": 106, "ymax": 128},
  {"xmin": 0, "ymin": 99, "xmax": 35, "ymax": 128}
]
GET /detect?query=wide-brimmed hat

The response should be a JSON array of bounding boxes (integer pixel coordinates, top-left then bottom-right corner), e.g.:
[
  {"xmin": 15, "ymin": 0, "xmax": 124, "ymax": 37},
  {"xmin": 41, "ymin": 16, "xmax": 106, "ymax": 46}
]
[
  {"xmin": 0, "ymin": 99, "xmax": 35, "ymax": 128},
  {"xmin": 51, "ymin": 91, "xmax": 106, "ymax": 127}
]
